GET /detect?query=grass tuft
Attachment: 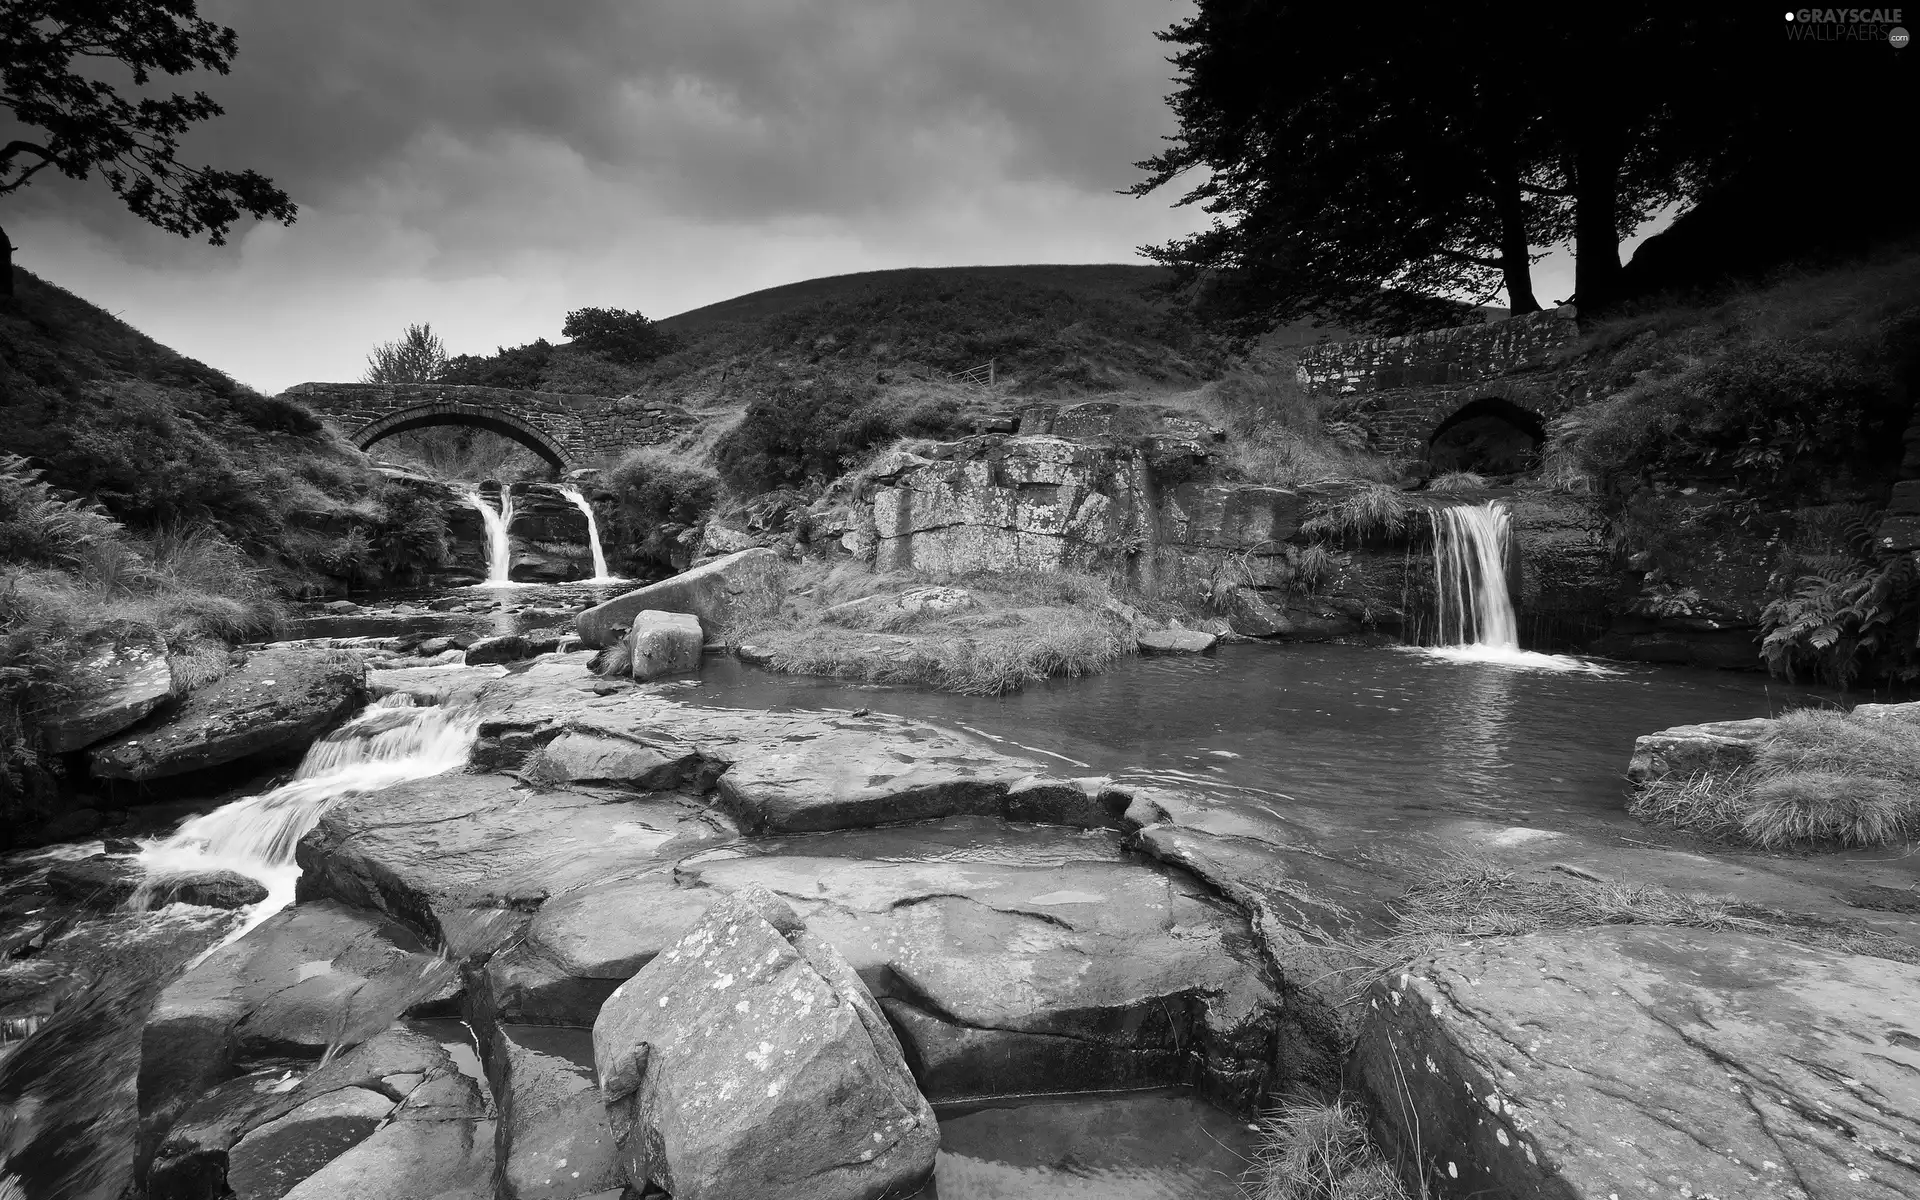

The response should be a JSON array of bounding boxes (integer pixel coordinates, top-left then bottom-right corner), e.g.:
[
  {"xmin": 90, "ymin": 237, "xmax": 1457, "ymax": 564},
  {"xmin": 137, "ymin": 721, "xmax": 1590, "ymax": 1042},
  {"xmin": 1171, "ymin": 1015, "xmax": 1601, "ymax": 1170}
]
[
  {"xmin": 1424, "ymin": 471, "xmax": 1488, "ymax": 493},
  {"xmin": 1301, "ymin": 485, "xmax": 1412, "ymax": 541},
  {"xmin": 1246, "ymin": 1098, "xmax": 1414, "ymax": 1200}
]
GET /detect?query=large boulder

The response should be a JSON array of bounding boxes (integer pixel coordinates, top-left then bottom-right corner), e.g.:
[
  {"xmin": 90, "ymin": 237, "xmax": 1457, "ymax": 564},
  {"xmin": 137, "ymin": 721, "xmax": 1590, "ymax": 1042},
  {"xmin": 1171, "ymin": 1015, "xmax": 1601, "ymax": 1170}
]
[
  {"xmin": 1136, "ymin": 627, "xmax": 1218, "ymax": 654},
  {"xmin": 91, "ymin": 647, "xmax": 364, "ymax": 781},
  {"xmin": 1625, "ymin": 716, "xmax": 1774, "ymax": 784},
  {"xmin": 40, "ymin": 623, "xmax": 175, "ymax": 752},
  {"xmin": 628, "ymin": 610, "xmax": 703, "ymax": 681},
  {"xmin": 576, "ymin": 547, "xmax": 784, "ymax": 648},
  {"xmin": 591, "ymin": 886, "xmax": 939, "ymax": 1200},
  {"xmin": 1349, "ymin": 927, "xmax": 1920, "ymax": 1199}
]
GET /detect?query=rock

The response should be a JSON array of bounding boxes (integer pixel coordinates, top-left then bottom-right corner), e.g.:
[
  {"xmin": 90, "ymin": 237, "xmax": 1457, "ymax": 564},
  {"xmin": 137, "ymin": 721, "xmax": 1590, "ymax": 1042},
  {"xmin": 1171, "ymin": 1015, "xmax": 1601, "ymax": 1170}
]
[
  {"xmin": 40, "ymin": 624, "xmax": 174, "ymax": 752},
  {"xmin": 697, "ymin": 523, "xmax": 763, "ymax": 559},
  {"xmin": 226, "ymin": 1086, "xmax": 394, "ymax": 1200},
  {"xmin": 576, "ymin": 547, "xmax": 785, "ymax": 648},
  {"xmin": 367, "ymin": 663, "xmax": 506, "ymax": 707},
  {"xmin": 139, "ymin": 901, "xmax": 455, "ymax": 1159},
  {"xmin": 91, "ymin": 648, "xmax": 364, "ymax": 781},
  {"xmin": 1625, "ymin": 716, "xmax": 1773, "ymax": 784},
  {"xmin": 821, "ymin": 585, "xmax": 979, "ymax": 628},
  {"xmin": 1227, "ymin": 588, "xmax": 1358, "ymax": 639},
  {"xmin": 104, "ymin": 836, "xmax": 143, "ymax": 855},
  {"xmin": 1850, "ymin": 699, "xmax": 1920, "ymax": 723},
  {"xmin": 414, "ymin": 637, "xmax": 455, "ymax": 656},
  {"xmin": 488, "ymin": 1025, "xmax": 622, "ymax": 1200},
  {"xmin": 322, "ymin": 600, "xmax": 361, "ymax": 614},
  {"xmin": 45, "ymin": 853, "xmax": 140, "ymax": 907},
  {"xmin": 154, "ymin": 869, "xmax": 269, "ymax": 910},
  {"xmin": 628, "ymin": 610, "xmax": 703, "ymax": 681},
  {"xmin": 591, "ymin": 887, "xmax": 939, "ymax": 1200},
  {"xmin": 1136, "ymin": 628, "xmax": 1218, "ymax": 654},
  {"xmin": 1350, "ymin": 927, "xmax": 1920, "ymax": 1200},
  {"xmin": 464, "ymin": 633, "xmax": 561, "ymax": 666},
  {"xmin": 521, "ymin": 726, "xmax": 703, "ymax": 791}
]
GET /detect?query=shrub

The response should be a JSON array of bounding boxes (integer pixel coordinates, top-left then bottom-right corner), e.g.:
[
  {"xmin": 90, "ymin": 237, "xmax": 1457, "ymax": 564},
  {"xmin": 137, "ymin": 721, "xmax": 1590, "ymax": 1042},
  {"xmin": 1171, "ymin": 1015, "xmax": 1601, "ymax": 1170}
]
[
  {"xmin": 713, "ymin": 375, "xmax": 899, "ymax": 494},
  {"xmin": 605, "ymin": 449, "xmax": 722, "ymax": 575},
  {"xmin": 363, "ymin": 323, "xmax": 449, "ymax": 384},
  {"xmin": 562, "ymin": 307, "xmax": 676, "ymax": 365},
  {"xmin": 1760, "ymin": 507, "xmax": 1920, "ymax": 688},
  {"xmin": 0, "ymin": 454, "xmax": 123, "ymax": 568},
  {"xmin": 440, "ymin": 339, "xmax": 554, "ymax": 389}
]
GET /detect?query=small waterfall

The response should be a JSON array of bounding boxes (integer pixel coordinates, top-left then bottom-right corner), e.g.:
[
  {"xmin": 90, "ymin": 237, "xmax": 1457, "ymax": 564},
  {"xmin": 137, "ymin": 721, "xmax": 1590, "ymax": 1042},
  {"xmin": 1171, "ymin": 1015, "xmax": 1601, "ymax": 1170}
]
[
  {"xmin": 1430, "ymin": 501, "xmax": 1518, "ymax": 649},
  {"xmin": 464, "ymin": 487, "xmax": 518, "ymax": 586},
  {"xmin": 559, "ymin": 485, "xmax": 621, "ymax": 583},
  {"xmin": 137, "ymin": 699, "xmax": 479, "ymax": 924}
]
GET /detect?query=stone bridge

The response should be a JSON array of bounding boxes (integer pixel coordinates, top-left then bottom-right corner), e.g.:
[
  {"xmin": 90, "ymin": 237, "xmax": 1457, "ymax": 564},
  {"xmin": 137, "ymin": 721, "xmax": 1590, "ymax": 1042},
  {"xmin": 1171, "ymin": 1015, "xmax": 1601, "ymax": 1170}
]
[
  {"xmin": 1294, "ymin": 309, "xmax": 1583, "ymax": 470},
  {"xmin": 282, "ymin": 382, "xmax": 698, "ymax": 470}
]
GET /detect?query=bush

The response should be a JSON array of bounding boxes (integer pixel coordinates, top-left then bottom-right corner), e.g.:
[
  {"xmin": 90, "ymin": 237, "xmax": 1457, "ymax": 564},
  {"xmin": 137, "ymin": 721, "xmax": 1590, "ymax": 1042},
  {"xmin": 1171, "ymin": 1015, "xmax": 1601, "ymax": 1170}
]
[
  {"xmin": 562, "ymin": 308, "xmax": 675, "ymax": 365},
  {"xmin": 362, "ymin": 324, "xmax": 449, "ymax": 384},
  {"xmin": 440, "ymin": 339, "xmax": 555, "ymax": 389},
  {"xmin": 0, "ymin": 454, "xmax": 123, "ymax": 568},
  {"xmin": 1760, "ymin": 507, "xmax": 1920, "ymax": 688},
  {"xmin": 605, "ymin": 449, "xmax": 721, "ymax": 575}
]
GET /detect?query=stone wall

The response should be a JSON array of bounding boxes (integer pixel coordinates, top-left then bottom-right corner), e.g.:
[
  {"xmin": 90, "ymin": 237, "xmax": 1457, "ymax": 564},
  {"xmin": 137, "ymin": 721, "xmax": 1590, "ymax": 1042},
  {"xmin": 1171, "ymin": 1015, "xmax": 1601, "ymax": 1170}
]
[{"xmin": 284, "ymin": 382, "xmax": 697, "ymax": 468}]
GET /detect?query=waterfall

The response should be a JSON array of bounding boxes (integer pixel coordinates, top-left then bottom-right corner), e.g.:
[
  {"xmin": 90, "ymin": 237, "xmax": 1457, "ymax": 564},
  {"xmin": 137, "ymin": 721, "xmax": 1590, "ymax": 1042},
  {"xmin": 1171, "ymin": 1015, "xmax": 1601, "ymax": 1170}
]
[
  {"xmin": 137, "ymin": 698, "xmax": 479, "ymax": 926},
  {"xmin": 464, "ymin": 487, "xmax": 518, "ymax": 585},
  {"xmin": 1421, "ymin": 500, "xmax": 1598, "ymax": 672},
  {"xmin": 559, "ymin": 485, "xmax": 621, "ymax": 584},
  {"xmin": 1430, "ymin": 501, "xmax": 1519, "ymax": 649}
]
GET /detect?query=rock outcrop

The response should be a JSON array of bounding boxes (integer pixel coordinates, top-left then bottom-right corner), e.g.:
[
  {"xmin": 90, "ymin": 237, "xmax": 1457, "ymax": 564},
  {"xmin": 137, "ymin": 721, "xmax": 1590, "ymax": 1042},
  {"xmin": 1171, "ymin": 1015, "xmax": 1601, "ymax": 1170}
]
[
  {"xmin": 591, "ymin": 886, "xmax": 939, "ymax": 1200},
  {"xmin": 40, "ymin": 623, "xmax": 174, "ymax": 752},
  {"xmin": 1625, "ymin": 715, "xmax": 1774, "ymax": 783},
  {"xmin": 91, "ymin": 647, "xmax": 364, "ymax": 780},
  {"xmin": 577, "ymin": 547, "xmax": 784, "ymax": 647},
  {"xmin": 1350, "ymin": 927, "xmax": 1920, "ymax": 1199}
]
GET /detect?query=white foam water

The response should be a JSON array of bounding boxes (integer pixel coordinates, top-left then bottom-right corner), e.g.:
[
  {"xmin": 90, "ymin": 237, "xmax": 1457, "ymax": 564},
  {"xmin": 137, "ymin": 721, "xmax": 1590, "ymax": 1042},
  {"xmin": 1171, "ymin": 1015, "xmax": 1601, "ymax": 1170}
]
[
  {"xmin": 558, "ymin": 485, "xmax": 622, "ymax": 584},
  {"xmin": 137, "ymin": 698, "xmax": 478, "ymax": 933},
  {"xmin": 463, "ymin": 487, "xmax": 527, "ymax": 587},
  {"xmin": 1420, "ymin": 501, "xmax": 1607, "ymax": 674}
]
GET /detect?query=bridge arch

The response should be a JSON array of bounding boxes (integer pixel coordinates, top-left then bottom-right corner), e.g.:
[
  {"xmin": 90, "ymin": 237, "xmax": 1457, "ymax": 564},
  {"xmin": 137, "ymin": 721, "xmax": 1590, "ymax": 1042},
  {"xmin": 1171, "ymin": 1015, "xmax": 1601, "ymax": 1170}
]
[
  {"xmin": 1428, "ymin": 396, "xmax": 1545, "ymax": 475},
  {"xmin": 352, "ymin": 401, "xmax": 571, "ymax": 470}
]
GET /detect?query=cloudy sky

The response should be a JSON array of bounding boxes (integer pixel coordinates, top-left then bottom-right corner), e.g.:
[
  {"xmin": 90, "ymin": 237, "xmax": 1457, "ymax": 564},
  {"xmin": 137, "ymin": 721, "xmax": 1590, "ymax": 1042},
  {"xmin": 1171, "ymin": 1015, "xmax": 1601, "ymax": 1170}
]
[{"xmin": 10, "ymin": 0, "xmax": 1603, "ymax": 394}]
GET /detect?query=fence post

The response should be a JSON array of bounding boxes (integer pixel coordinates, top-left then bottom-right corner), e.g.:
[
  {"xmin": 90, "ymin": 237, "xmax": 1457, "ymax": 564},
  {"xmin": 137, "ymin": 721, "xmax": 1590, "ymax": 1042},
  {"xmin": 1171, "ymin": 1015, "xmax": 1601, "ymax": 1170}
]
[{"xmin": 989, "ymin": 359, "xmax": 995, "ymax": 387}]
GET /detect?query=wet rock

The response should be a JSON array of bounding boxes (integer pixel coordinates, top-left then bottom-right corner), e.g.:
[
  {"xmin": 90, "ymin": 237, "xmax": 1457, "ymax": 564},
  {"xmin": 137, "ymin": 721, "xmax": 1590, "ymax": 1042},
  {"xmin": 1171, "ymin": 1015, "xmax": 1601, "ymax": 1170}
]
[
  {"xmin": 488, "ymin": 1025, "xmax": 621, "ymax": 1200},
  {"xmin": 464, "ymin": 633, "xmax": 561, "ymax": 666},
  {"xmin": 414, "ymin": 636, "xmax": 456, "ymax": 656},
  {"xmin": 104, "ymin": 836, "xmax": 143, "ymax": 855},
  {"xmin": 226, "ymin": 1086, "xmax": 394, "ymax": 1200},
  {"xmin": 40, "ymin": 623, "xmax": 174, "ymax": 752},
  {"xmin": 521, "ymin": 726, "xmax": 704, "ymax": 791},
  {"xmin": 1227, "ymin": 588, "xmax": 1358, "ymax": 639},
  {"xmin": 628, "ymin": 610, "xmax": 703, "ymax": 681},
  {"xmin": 592, "ymin": 886, "xmax": 939, "ymax": 1200},
  {"xmin": 679, "ymin": 822, "xmax": 1282, "ymax": 1109},
  {"xmin": 0, "ymin": 960, "xmax": 84, "ymax": 1034},
  {"xmin": 51, "ymin": 860, "xmax": 270, "ymax": 912},
  {"xmin": 156, "ymin": 869, "xmax": 269, "ymax": 910},
  {"xmin": 91, "ymin": 647, "xmax": 364, "ymax": 781},
  {"xmin": 45, "ymin": 853, "xmax": 140, "ymax": 907},
  {"xmin": 576, "ymin": 547, "xmax": 785, "ymax": 648},
  {"xmin": 1136, "ymin": 627, "xmax": 1218, "ymax": 654},
  {"xmin": 140, "ymin": 901, "xmax": 454, "ymax": 1160},
  {"xmin": 1625, "ymin": 716, "xmax": 1772, "ymax": 784},
  {"xmin": 1350, "ymin": 927, "xmax": 1920, "ymax": 1200},
  {"xmin": 367, "ymin": 663, "xmax": 506, "ymax": 706},
  {"xmin": 321, "ymin": 600, "xmax": 361, "ymax": 614},
  {"xmin": 146, "ymin": 1029, "xmax": 452, "ymax": 1198}
]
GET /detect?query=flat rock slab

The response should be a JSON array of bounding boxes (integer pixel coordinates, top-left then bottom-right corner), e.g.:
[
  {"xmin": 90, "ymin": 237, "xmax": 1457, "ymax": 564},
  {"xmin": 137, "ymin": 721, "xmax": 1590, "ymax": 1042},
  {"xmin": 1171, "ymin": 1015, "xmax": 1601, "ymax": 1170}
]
[
  {"xmin": 1136, "ymin": 628, "xmax": 1218, "ymax": 654},
  {"xmin": 1350, "ymin": 926, "xmax": 1920, "ymax": 1200},
  {"xmin": 41, "ymin": 623, "xmax": 174, "ymax": 752},
  {"xmin": 140, "ymin": 901, "xmax": 452, "ymax": 1158},
  {"xmin": 91, "ymin": 646, "xmax": 364, "ymax": 780},
  {"xmin": 577, "ymin": 547, "xmax": 784, "ymax": 648},
  {"xmin": 1626, "ymin": 716, "xmax": 1775, "ymax": 784}
]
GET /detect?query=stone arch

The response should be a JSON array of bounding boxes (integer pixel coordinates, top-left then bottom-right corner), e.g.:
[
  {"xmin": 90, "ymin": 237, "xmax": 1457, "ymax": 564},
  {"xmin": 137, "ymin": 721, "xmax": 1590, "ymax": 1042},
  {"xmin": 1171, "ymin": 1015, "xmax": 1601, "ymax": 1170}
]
[
  {"xmin": 1427, "ymin": 397, "xmax": 1546, "ymax": 475},
  {"xmin": 353, "ymin": 402, "xmax": 571, "ymax": 470}
]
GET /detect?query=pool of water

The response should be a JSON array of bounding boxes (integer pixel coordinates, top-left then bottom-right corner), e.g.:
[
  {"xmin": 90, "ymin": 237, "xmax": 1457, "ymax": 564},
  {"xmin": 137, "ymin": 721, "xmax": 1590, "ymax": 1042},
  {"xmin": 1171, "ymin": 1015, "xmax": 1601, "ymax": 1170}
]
[{"xmin": 682, "ymin": 642, "xmax": 1841, "ymax": 838}]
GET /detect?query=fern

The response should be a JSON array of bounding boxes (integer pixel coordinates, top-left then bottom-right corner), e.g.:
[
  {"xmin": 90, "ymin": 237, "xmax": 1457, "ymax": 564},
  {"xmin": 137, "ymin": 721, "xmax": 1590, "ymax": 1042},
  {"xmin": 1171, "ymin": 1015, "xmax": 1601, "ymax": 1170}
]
[{"xmin": 1760, "ymin": 508, "xmax": 1920, "ymax": 688}]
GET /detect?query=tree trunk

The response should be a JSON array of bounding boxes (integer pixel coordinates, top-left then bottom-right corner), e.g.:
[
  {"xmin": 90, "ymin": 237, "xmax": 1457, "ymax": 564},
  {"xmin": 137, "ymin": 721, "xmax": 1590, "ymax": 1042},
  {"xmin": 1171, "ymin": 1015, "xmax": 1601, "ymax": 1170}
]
[
  {"xmin": 1570, "ymin": 124, "xmax": 1625, "ymax": 312},
  {"xmin": 1, "ymin": 221, "xmax": 13, "ymax": 299},
  {"xmin": 1491, "ymin": 160, "xmax": 1542, "ymax": 314}
]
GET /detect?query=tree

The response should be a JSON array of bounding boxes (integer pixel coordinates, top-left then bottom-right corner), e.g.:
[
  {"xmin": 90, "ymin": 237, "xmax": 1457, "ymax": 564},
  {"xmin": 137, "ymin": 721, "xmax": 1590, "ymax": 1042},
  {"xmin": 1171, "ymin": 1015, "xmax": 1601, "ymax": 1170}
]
[
  {"xmin": 562, "ymin": 307, "xmax": 674, "ymax": 365},
  {"xmin": 0, "ymin": 0, "xmax": 296, "ymax": 298},
  {"xmin": 1134, "ymin": 5, "xmax": 1776, "ymax": 325},
  {"xmin": 363, "ymin": 324, "xmax": 448, "ymax": 384}
]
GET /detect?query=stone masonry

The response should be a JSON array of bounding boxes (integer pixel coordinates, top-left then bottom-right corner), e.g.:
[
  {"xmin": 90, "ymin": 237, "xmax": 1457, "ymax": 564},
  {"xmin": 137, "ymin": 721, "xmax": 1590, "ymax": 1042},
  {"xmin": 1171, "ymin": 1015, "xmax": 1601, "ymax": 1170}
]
[{"xmin": 284, "ymin": 383, "xmax": 698, "ymax": 469}]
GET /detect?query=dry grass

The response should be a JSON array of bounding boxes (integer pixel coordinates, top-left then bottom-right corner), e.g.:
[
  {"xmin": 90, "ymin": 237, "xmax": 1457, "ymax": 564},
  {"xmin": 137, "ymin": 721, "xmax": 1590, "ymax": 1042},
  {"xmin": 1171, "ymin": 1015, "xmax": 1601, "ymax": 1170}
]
[
  {"xmin": 1301, "ymin": 485, "xmax": 1412, "ymax": 541},
  {"xmin": 1424, "ymin": 471, "xmax": 1488, "ymax": 493},
  {"xmin": 1247, "ymin": 1099, "xmax": 1414, "ymax": 1200},
  {"xmin": 1631, "ymin": 708, "xmax": 1920, "ymax": 850},
  {"xmin": 734, "ymin": 562, "xmax": 1137, "ymax": 694}
]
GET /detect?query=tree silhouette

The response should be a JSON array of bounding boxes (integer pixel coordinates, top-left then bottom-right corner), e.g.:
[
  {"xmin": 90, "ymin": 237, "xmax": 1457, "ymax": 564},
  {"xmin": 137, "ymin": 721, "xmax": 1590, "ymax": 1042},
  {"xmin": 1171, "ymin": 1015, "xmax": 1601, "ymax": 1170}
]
[
  {"xmin": 0, "ymin": 0, "xmax": 296, "ymax": 297},
  {"xmin": 363, "ymin": 324, "xmax": 449, "ymax": 384}
]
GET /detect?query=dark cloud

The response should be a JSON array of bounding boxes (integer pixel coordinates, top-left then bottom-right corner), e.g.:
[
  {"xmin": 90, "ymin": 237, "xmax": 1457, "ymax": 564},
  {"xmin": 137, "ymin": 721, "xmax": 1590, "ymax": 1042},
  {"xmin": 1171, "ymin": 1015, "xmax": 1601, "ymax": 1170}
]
[{"xmin": 8, "ymin": 0, "xmax": 1205, "ymax": 389}]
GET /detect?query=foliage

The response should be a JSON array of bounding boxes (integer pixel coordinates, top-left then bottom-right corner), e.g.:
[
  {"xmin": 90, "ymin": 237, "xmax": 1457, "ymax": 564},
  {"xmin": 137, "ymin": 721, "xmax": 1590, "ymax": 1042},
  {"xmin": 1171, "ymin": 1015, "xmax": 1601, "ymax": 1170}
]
[
  {"xmin": 1302, "ymin": 485, "xmax": 1411, "ymax": 541},
  {"xmin": 1184, "ymin": 371, "xmax": 1396, "ymax": 488},
  {"xmin": 0, "ymin": 453, "xmax": 122, "ymax": 567},
  {"xmin": 604, "ymin": 448, "xmax": 721, "ymax": 576},
  {"xmin": 713, "ymin": 376, "xmax": 979, "ymax": 495},
  {"xmin": 373, "ymin": 426, "xmax": 548, "ymax": 483},
  {"xmin": 1425, "ymin": 471, "xmax": 1488, "ymax": 494},
  {"xmin": 1247, "ymin": 1099, "xmax": 1412, "ymax": 1200},
  {"xmin": 0, "ymin": 0, "xmax": 296, "ymax": 289},
  {"xmin": 1760, "ymin": 506, "xmax": 1920, "ymax": 689},
  {"xmin": 363, "ymin": 323, "xmax": 448, "ymax": 384},
  {"xmin": 561, "ymin": 307, "xmax": 675, "ymax": 365},
  {"xmin": 440, "ymin": 339, "xmax": 554, "ymax": 389},
  {"xmin": 1632, "ymin": 709, "xmax": 1920, "ymax": 850}
]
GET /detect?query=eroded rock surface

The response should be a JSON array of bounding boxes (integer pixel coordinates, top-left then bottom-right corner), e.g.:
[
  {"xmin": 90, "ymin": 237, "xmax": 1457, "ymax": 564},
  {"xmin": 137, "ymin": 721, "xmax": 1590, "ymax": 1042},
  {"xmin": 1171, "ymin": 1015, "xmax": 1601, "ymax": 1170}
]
[
  {"xmin": 91, "ymin": 647, "xmax": 364, "ymax": 780},
  {"xmin": 41, "ymin": 623, "xmax": 174, "ymax": 752},
  {"xmin": 1350, "ymin": 927, "xmax": 1920, "ymax": 1199},
  {"xmin": 592, "ymin": 886, "xmax": 939, "ymax": 1200},
  {"xmin": 487, "ymin": 1024, "xmax": 623, "ymax": 1200},
  {"xmin": 576, "ymin": 546, "xmax": 784, "ymax": 647}
]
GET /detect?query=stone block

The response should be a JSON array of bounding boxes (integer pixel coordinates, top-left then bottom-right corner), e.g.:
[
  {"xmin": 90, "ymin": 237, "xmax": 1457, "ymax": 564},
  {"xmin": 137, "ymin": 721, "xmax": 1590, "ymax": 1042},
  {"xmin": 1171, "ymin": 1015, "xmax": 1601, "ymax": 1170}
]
[{"xmin": 628, "ymin": 611, "xmax": 703, "ymax": 681}]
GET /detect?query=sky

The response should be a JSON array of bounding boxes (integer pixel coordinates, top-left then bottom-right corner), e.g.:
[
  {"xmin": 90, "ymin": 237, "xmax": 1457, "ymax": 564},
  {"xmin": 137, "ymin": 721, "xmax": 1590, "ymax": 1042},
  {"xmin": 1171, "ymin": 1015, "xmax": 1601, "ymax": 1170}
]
[{"xmin": 8, "ymin": 1, "xmax": 1629, "ymax": 395}]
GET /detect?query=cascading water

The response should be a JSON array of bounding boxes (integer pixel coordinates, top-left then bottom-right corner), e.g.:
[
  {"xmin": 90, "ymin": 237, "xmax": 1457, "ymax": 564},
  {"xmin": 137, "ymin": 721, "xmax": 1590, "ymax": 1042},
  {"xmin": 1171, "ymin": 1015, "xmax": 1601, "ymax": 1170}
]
[
  {"xmin": 464, "ymin": 487, "xmax": 519, "ymax": 586},
  {"xmin": 137, "ymin": 697, "xmax": 479, "ymax": 932},
  {"xmin": 558, "ymin": 485, "xmax": 621, "ymax": 584},
  {"xmin": 1423, "ymin": 500, "xmax": 1596, "ymax": 671}
]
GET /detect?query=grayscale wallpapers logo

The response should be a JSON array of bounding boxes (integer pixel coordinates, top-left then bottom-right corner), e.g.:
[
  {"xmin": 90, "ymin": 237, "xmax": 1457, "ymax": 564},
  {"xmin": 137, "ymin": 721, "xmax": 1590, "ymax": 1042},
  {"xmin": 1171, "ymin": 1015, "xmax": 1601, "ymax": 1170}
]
[{"xmin": 1784, "ymin": 8, "xmax": 1910, "ymax": 43}]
